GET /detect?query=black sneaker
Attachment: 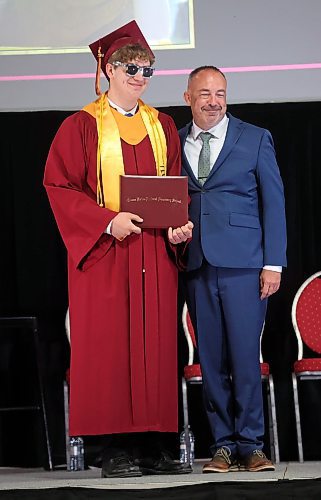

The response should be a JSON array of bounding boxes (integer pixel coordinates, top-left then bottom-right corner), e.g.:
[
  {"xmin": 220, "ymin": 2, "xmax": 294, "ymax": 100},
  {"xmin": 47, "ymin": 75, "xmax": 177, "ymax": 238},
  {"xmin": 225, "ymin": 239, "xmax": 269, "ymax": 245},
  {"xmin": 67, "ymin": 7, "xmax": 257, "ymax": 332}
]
[
  {"xmin": 135, "ymin": 451, "xmax": 192, "ymax": 475},
  {"xmin": 101, "ymin": 454, "xmax": 142, "ymax": 478}
]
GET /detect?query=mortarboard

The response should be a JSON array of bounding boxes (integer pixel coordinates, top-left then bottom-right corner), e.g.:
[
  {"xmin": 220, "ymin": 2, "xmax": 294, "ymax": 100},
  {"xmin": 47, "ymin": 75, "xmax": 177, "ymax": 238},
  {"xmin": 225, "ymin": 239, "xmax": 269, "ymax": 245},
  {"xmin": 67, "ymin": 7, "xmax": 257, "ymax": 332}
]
[{"xmin": 89, "ymin": 20, "xmax": 154, "ymax": 95}]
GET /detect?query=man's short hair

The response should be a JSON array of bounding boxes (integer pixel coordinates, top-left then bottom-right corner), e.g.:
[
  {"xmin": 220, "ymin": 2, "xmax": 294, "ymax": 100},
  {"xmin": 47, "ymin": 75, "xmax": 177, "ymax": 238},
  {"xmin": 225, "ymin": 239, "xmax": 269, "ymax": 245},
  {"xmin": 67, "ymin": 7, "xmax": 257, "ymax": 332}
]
[{"xmin": 188, "ymin": 65, "xmax": 226, "ymax": 86}]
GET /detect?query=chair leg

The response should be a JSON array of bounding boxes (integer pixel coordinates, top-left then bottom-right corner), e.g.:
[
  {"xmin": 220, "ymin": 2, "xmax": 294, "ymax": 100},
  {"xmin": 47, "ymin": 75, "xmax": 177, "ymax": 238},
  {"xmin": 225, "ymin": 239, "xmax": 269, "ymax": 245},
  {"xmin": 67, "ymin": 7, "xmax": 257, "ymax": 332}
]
[
  {"xmin": 33, "ymin": 323, "xmax": 53, "ymax": 471},
  {"xmin": 182, "ymin": 377, "xmax": 189, "ymax": 429},
  {"xmin": 63, "ymin": 380, "xmax": 70, "ymax": 470},
  {"xmin": 263, "ymin": 377, "xmax": 275, "ymax": 463},
  {"xmin": 292, "ymin": 373, "xmax": 304, "ymax": 462},
  {"xmin": 268, "ymin": 375, "xmax": 280, "ymax": 464},
  {"xmin": 182, "ymin": 377, "xmax": 192, "ymax": 466}
]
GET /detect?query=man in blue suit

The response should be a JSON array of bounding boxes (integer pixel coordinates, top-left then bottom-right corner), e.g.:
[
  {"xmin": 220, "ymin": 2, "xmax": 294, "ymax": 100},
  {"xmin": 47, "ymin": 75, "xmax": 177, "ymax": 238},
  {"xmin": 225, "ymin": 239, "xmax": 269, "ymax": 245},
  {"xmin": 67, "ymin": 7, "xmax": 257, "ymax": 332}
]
[{"xmin": 179, "ymin": 66, "xmax": 287, "ymax": 473}]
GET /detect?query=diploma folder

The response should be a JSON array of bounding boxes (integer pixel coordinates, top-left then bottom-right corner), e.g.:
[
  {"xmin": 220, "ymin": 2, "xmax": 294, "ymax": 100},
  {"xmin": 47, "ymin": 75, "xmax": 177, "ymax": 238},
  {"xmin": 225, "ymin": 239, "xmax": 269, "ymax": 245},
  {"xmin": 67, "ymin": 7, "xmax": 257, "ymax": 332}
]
[{"xmin": 120, "ymin": 175, "xmax": 188, "ymax": 229}]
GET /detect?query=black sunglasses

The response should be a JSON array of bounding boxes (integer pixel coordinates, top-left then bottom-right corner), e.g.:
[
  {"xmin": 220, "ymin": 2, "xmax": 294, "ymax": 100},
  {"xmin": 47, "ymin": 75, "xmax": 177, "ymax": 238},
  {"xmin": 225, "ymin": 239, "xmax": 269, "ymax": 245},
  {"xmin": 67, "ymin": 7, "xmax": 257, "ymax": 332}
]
[{"xmin": 113, "ymin": 61, "xmax": 155, "ymax": 78}]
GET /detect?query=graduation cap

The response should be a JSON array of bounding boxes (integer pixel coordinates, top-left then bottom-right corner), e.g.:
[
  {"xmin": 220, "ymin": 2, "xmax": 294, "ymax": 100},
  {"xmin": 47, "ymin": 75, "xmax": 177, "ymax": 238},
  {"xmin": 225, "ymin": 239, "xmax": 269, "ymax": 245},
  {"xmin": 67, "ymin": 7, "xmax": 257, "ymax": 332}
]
[{"xmin": 89, "ymin": 20, "xmax": 154, "ymax": 95}]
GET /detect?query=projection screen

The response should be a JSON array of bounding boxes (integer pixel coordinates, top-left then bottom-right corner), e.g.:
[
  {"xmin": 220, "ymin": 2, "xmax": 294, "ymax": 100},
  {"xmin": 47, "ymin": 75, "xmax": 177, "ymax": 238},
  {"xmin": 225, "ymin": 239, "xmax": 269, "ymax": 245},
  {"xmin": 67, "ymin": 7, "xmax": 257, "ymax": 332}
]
[{"xmin": 0, "ymin": 0, "xmax": 321, "ymax": 111}]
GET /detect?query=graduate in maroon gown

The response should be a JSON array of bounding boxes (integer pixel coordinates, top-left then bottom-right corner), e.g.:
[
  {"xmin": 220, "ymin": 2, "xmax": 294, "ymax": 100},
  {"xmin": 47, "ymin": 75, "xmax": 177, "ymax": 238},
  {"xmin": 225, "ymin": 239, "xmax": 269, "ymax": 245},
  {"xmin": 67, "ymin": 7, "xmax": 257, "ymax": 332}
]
[{"xmin": 44, "ymin": 20, "xmax": 193, "ymax": 478}]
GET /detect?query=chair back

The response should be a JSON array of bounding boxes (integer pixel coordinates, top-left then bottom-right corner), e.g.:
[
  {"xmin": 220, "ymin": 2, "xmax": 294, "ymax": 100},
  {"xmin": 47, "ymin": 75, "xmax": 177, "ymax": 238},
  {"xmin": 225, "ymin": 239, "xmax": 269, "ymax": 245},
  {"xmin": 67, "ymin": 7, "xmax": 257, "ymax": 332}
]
[
  {"xmin": 291, "ymin": 271, "xmax": 321, "ymax": 359},
  {"xmin": 183, "ymin": 302, "xmax": 266, "ymax": 361},
  {"xmin": 259, "ymin": 322, "xmax": 265, "ymax": 364},
  {"xmin": 182, "ymin": 302, "xmax": 197, "ymax": 366},
  {"xmin": 65, "ymin": 308, "xmax": 71, "ymax": 345}
]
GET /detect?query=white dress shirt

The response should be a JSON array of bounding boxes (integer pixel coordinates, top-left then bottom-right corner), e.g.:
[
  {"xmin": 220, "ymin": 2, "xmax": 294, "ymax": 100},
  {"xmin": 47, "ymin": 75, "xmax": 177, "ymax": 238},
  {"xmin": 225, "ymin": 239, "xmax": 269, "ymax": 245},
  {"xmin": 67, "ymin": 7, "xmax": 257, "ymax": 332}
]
[
  {"xmin": 184, "ymin": 115, "xmax": 281, "ymax": 273},
  {"xmin": 184, "ymin": 115, "xmax": 229, "ymax": 180},
  {"xmin": 108, "ymin": 98, "xmax": 138, "ymax": 116}
]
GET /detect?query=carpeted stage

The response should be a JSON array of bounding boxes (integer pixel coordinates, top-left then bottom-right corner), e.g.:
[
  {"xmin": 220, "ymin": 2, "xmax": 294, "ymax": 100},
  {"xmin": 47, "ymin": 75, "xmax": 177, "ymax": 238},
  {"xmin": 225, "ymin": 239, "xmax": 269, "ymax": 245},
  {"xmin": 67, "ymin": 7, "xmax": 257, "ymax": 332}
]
[{"xmin": 0, "ymin": 461, "xmax": 321, "ymax": 499}]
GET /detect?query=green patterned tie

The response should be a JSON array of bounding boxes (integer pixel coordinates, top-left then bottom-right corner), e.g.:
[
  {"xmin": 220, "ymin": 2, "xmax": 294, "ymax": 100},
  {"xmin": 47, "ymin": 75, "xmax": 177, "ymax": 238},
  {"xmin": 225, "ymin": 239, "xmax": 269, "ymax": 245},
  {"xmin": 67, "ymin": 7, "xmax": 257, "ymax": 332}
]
[{"xmin": 198, "ymin": 132, "xmax": 213, "ymax": 185}]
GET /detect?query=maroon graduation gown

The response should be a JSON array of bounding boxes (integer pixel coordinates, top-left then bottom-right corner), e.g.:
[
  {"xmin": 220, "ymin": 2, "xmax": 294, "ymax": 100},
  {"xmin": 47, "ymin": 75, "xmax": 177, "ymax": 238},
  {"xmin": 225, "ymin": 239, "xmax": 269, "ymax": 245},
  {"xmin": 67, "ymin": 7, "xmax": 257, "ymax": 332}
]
[{"xmin": 44, "ymin": 110, "xmax": 182, "ymax": 436}]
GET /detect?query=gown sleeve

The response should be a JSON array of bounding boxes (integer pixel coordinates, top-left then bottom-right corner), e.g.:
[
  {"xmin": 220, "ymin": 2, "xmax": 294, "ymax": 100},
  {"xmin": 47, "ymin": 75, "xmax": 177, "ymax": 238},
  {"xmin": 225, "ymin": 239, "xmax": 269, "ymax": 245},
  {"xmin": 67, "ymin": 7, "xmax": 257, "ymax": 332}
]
[{"xmin": 44, "ymin": 111, "xmax": 117, "ymax": 270}]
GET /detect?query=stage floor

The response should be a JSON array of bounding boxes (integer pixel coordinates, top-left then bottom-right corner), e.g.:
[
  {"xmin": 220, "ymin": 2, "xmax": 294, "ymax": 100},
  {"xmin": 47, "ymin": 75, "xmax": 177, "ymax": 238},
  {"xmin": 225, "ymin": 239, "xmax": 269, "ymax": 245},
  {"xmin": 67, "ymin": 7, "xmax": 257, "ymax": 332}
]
[{"xmin": 0, "ymin": 460, "xmax": 320, "ymax": 491}]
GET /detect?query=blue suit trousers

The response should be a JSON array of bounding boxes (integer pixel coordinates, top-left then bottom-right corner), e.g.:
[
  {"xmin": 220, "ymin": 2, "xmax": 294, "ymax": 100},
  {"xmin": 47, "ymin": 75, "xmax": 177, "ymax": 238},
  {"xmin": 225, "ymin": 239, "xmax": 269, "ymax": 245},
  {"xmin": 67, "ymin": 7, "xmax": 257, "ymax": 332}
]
[{"xmin": 186, "ymin": 263, "xmax": 267, "ymax": 458}]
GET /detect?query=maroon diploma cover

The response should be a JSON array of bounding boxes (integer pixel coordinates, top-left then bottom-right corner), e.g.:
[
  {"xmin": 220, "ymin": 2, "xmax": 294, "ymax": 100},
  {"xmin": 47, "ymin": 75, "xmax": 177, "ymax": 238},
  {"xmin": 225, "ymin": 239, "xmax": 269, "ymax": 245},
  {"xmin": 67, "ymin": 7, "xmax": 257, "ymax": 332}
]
[{"xmin": 120, "ymin": 175, "xmax": 188, "ymax": 228}]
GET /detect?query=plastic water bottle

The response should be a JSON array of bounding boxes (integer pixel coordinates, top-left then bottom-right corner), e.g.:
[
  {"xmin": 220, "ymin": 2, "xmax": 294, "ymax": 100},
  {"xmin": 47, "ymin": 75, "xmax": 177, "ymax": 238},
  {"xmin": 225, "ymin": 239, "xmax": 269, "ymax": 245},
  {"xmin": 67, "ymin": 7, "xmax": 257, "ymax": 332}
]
[
  {"xmin": 179, "ymin": 427, "xmax": 195, "ymax": 464},
  {"xmin": 69, "ymin": 436, "xmax": 85, "ymax": 471}
]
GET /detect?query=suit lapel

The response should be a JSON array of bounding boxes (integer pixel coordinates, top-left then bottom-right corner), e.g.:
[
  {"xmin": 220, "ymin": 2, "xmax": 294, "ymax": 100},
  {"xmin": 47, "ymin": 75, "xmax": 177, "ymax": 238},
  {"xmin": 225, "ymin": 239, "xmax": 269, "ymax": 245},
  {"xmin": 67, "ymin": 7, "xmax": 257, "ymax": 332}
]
[
  {"xmin": 180, "ymin": 115, "xmax": 245, "ymax": 187},
  {"xmin": 206, "ymin": 114, "xmax": 245, "ymax": 181},
  {"xmin": 180, "ymin": 123, "xmax": 200, "ymax": 186}
]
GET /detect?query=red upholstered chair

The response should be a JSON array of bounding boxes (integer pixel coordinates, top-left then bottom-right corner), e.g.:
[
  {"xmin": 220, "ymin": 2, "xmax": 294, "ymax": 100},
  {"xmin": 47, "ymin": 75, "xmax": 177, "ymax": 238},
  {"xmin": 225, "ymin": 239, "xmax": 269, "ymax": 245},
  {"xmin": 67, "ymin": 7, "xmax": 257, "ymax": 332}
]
[
  {"xmin": 181, "ymin": 302, "xmax": 280, "ymax": 463},
  {"xmin": 291, "ymin": 271, "xmax": 321, "ymax": 462},
  {"xmin": 181, "ymin": 303, "xmax": 202, "ymax": 466}
]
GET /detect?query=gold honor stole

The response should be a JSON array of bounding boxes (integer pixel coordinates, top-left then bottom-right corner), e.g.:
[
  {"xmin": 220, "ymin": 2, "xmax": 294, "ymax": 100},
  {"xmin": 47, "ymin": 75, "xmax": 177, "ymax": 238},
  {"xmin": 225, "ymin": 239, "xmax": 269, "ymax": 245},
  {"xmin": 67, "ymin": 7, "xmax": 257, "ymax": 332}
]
[{"xmin": 83, "ymin": 93, "xmax": 167, "ymax": 211}]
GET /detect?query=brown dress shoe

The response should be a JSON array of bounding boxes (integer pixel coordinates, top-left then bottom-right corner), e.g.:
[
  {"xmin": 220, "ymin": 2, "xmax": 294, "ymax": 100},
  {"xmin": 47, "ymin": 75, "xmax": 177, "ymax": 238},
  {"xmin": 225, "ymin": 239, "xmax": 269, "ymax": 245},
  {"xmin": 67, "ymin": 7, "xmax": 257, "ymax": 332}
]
[
  {"xmin": 203, "ymin": 446, "xmax": 239, "ymax": 473},
  {"xmin": 243, "ymin": 450, "xmax": 275, "ymax": 472}
]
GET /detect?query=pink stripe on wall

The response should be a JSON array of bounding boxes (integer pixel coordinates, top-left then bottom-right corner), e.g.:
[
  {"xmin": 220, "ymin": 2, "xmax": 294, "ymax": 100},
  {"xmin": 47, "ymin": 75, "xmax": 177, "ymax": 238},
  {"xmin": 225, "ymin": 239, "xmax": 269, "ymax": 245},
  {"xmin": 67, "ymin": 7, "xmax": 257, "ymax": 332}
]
[
  {"xmin": 0, "ymin": 73, "xmax": 96, "ymax": 82},
  {"xmin": 1, "ymin": 62, "xmax": 321, "ymax": 82}
]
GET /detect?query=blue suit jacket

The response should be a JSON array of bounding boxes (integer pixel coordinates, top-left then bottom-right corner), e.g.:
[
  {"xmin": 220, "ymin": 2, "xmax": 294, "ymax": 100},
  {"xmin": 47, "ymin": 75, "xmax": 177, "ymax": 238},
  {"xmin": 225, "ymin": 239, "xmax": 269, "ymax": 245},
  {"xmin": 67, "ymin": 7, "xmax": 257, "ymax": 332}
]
[{"xmin": 179, "ymin": 113, "xmax": 287, "ymax": 272}]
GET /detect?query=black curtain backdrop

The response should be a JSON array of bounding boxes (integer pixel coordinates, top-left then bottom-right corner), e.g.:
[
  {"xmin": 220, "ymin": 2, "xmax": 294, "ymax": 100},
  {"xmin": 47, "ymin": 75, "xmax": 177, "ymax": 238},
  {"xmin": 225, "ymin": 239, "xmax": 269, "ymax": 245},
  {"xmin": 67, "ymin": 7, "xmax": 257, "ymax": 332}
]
[{"xmin": 0, "ymin": 101, "xmax": 321, "ymax": 467}]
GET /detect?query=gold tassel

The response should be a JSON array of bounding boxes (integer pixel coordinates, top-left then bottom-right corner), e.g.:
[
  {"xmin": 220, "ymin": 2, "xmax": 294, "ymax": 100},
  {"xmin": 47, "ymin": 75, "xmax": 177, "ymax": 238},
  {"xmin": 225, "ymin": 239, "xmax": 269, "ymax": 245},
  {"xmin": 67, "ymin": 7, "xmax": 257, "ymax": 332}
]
[{"xmin": 95, "ymin": 46, "xmax": 104, "ymax": 96}]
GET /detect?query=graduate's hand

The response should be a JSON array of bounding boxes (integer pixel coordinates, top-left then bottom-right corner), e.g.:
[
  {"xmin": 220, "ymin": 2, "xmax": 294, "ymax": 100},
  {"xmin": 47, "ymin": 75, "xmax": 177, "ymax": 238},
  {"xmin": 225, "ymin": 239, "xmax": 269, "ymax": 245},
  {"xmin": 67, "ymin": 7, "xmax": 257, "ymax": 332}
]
[
  {"xmin": 260, "ymin": 269, "xmax": 281, "ymax": 300},
  {"xmin": 111, "ymin": 212, "xmax": 143, "ymax": 241},
  {"xmin": 168, "ymin": 221, "xmax": 193, "ymax": 244}
]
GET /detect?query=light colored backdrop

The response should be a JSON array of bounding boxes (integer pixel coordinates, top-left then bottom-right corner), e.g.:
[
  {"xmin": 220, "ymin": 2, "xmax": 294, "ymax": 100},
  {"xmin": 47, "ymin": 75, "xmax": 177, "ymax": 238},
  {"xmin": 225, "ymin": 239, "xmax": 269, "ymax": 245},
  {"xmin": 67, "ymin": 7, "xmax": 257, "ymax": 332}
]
[{"xmin": 0, "ymin": 0, "xmax": 320, "ymax": 111}]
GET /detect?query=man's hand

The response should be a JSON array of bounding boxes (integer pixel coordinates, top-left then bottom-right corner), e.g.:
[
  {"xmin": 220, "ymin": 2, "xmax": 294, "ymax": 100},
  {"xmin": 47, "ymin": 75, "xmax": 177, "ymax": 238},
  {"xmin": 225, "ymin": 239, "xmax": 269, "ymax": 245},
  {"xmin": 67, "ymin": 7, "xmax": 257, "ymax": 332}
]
[
  {"xmin": 111, "ymin": 212, "xmax": 143, "ymax": 241},
  {"xmin": 168, "ymin": 221, "xmax": 194, "ymax": 245},
  {"xmin": 260, "ymin": 269, "xmax": 281, "ymax": 300}
]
